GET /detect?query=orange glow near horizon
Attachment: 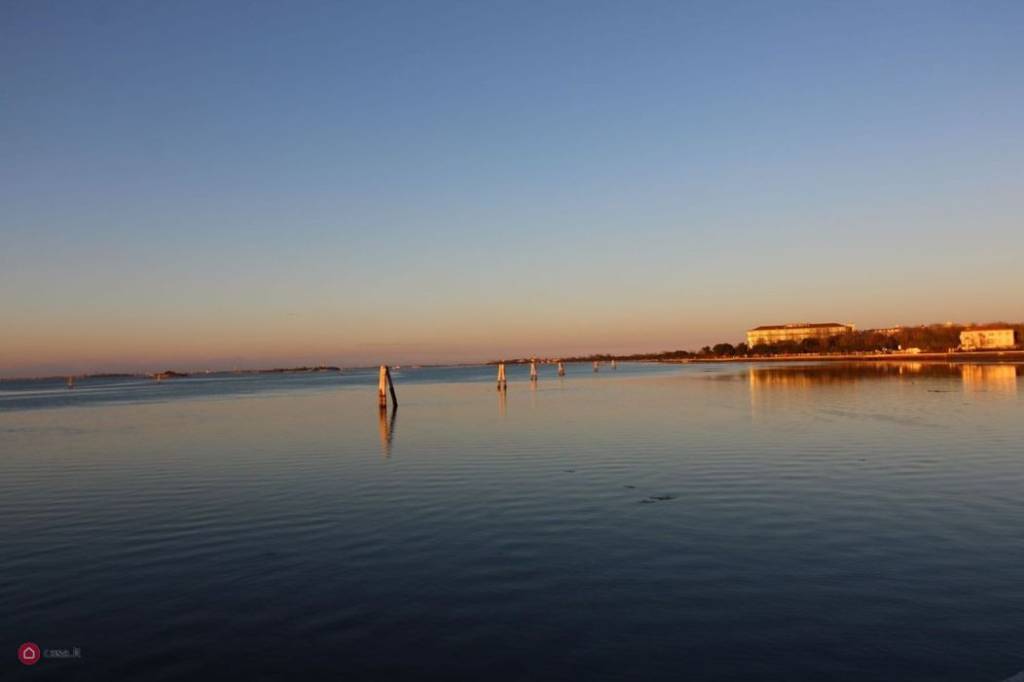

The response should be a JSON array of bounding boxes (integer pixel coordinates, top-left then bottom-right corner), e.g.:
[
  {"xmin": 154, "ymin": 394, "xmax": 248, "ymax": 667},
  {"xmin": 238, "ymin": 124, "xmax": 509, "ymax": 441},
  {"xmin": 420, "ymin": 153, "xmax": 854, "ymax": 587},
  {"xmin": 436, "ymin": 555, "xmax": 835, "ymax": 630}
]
[{"xmin": 4, "ymin": 291, "xmax": 1023, "ymax": 377}]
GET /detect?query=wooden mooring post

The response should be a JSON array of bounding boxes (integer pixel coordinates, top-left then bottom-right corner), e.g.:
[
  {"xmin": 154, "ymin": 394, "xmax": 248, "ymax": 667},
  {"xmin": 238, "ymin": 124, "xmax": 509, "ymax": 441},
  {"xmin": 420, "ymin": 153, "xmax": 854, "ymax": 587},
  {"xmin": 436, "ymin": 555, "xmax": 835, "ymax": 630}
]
[
  {"xmin": 496, "ymin": 362, "xmax": 507, "ymax": 391},
  {"xmin": 529, "ymin": 359, "xmax": 538, "ymax": 382},
  {"xmin": 593, "ymin": 361, "xmax": 599, "ymax": 372},
  {"xmin": 557, "ymin": 361, "xmax": 565, "ymax": 377},
  {"xmin": 378, "ymin": 365, "xmax": 398, "ymax": 409}
]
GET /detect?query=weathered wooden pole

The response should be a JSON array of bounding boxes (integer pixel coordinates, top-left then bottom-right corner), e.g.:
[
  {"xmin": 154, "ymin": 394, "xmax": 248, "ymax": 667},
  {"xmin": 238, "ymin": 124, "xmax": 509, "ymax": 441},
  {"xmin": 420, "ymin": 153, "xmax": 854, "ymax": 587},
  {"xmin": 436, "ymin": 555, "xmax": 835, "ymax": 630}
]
[
  {"xmin": 496, "ymin": 362, "xmax": 507, "ymax": 391},
  {"xmin": 529, "ymin": 358, "xmax": 538, "ymax": 382},
  {"xmin": 387, "ymin": 367, "xmax": 398, "ymax": 407},
  {"xmin": 378, "ymin": 365, "xmax": 398, "ymax": 408},
  {"xmin": 378, "ymin": 365, "xmax": 388, "ymax": 408},
  {"xmin": 557, "ymin": 361, "xmax": 565, "ymax": 376}
]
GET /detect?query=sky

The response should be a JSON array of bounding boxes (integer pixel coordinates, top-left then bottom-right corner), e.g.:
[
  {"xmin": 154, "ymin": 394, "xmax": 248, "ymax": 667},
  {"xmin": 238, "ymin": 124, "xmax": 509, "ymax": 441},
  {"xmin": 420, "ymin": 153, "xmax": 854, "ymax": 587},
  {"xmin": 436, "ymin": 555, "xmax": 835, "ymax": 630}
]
[{"xmin": 2, "ymin": 1, "xmax": 1023, "ymax": 376}]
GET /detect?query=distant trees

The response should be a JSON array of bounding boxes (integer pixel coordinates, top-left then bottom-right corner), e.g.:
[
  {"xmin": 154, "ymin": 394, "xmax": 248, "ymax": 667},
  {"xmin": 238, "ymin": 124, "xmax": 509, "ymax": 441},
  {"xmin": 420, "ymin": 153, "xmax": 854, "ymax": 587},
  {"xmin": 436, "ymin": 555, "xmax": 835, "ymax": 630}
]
[
  {"xmin": 552, "ymin": 349, "xmax": 695, "ymax": 363},
  {"xmin": 890, "ymin": 325, "xmax": 960, "ymax": 352},
  {"xmin": 495, "ymin": 322, "xmax": 1019, "ymax": 366},
  {"xmin": 733, "ymin": 324, "xmax": 980, "ymax": 357},
  {"xmin": 621, "ymin": 349, "xmax": 693, "ymax": 361},
  {"xmin": 712, "ymin": 343, "xmax": 736, "ymax": 356}
]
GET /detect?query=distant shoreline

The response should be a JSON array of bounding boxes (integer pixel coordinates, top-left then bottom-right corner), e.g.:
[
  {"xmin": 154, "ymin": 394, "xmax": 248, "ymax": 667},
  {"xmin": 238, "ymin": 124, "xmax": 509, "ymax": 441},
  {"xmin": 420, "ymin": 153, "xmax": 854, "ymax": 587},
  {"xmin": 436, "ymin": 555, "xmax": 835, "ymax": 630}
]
[
  {"xmin": 5, "ymin": 352, "xmax": 1023, "ymax": 382},
  {"xmin": 0, "ymin": 363, "xmax": 494, "ymax": 382},
  {"xmin": 0, "ymin": 366, "xmax": 345, "ymax": 382},
  {"xmin": 674, "ymin": 350, "xmax": 1024, "ymax": 364},
  {"xmin": 497, "ymin": 349, "xmax": 1024, "ymax": 366}
]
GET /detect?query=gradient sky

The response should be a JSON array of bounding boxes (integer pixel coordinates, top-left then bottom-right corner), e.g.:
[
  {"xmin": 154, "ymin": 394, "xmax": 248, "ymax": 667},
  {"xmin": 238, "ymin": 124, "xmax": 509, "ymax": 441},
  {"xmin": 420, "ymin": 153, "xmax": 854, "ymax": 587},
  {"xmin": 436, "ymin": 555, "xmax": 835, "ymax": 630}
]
[{"xmin": 2, "ymin": 1, "xmax": 1023, "ymax": 376}]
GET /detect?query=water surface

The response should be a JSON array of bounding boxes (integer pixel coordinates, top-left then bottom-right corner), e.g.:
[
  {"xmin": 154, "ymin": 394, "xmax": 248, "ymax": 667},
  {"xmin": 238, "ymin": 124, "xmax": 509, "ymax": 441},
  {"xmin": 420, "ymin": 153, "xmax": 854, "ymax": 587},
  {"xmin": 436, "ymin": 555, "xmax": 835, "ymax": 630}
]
[{"xmin": 2, "ymin": 362, "xmax": 1022, "ymax": 680}]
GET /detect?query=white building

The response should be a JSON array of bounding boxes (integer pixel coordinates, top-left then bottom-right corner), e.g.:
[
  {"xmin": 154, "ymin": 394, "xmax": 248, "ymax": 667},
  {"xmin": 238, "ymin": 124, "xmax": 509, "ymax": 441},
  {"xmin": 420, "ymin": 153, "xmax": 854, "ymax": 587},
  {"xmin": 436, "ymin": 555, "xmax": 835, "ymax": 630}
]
[
  {"xmin": 959, "ymin": 327, "xmax": 1018, "ymax": 351},
  {"xmin": 746, "ymin": 322, "xmax": 854, "ymax": 347}
]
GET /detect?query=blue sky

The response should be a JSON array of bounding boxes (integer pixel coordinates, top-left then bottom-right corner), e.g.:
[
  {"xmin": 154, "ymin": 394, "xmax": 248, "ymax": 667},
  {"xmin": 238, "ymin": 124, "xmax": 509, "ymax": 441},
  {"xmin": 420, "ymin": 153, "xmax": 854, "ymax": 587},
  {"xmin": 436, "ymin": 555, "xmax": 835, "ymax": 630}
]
[{"xmin": 2, "ymin": 1, "xmax": 1022, "ymax": 374}]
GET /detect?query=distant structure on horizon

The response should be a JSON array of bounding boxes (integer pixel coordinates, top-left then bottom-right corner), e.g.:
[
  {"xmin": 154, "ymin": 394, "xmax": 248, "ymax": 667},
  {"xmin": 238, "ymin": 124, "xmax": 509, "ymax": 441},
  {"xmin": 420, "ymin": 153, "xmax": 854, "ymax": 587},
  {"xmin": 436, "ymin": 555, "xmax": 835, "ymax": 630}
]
[
  {"xmin": 746, "ymin": 322, "xmax": 855, "ymax": 347},
  {"xmin": 959, "ymin": 326, "xmax": 1018, "ymax": 351},
  {"xmin": 866, "ymin": 326, "xmax": 904, "ymax": 336}
]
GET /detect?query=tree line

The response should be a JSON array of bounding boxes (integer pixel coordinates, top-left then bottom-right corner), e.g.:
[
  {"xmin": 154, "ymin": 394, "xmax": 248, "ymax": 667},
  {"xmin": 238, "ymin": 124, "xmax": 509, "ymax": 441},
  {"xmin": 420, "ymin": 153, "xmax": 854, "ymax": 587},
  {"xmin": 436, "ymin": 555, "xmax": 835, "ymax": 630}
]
[{"xmin": 497, "ymin": 323, "xmax": 1022, "ymax": 364}]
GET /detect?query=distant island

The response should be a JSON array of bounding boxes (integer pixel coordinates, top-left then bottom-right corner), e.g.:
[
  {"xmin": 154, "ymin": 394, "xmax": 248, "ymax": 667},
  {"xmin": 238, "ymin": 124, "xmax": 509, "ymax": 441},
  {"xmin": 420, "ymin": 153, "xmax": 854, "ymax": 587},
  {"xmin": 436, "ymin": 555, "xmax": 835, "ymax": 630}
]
[
  {"xmin": 3, "ymin": 366, "xmax": 345, "ymax": 383},
  {"xmin": 150, "ymin": 366, "xmax": 342, "ymax": 380},
  {"xmin": 151, "ymin": 370, "xmax": 190, "ymax": 380}
]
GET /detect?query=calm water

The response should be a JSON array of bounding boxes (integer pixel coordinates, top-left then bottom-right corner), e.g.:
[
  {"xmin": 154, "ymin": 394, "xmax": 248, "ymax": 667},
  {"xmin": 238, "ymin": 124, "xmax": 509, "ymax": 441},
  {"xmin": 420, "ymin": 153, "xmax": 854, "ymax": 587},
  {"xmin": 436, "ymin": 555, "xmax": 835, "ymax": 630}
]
[{"xmin": 2, "ymin": 362, "xmax": 1023, "ymax": 680}]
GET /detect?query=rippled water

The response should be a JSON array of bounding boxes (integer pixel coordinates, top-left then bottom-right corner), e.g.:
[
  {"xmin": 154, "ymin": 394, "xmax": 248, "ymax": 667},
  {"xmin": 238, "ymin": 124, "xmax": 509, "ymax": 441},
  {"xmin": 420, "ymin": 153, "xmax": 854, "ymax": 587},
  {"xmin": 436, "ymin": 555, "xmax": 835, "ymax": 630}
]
[{"xmin": 2, "ymin": 362, "xmax": 1022, "ymax": 680}]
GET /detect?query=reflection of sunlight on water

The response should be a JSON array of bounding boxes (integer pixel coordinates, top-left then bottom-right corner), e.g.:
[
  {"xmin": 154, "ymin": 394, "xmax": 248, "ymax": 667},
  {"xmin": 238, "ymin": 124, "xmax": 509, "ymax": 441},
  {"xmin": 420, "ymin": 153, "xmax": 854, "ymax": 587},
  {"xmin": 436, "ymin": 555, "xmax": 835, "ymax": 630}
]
[
  {"xmin": 498, "ymin": 389, "xmax": 507, "ymax": 418},
  {"xmin": 961, "ymin": 365, "xmax": 1019, "ymax": 394}
]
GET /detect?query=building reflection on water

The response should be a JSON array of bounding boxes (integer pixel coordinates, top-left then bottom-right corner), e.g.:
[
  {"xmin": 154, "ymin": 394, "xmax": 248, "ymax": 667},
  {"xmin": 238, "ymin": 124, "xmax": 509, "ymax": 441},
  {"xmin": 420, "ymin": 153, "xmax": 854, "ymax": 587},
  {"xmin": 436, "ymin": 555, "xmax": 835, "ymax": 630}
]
[
  {"xmin": 377, "ymin": 406, "xmax": 397, "ymax": 458},
  {"xmin": 961, "ymin": 364, "xmax": 1020, "ymax": 394},
  {"xmin": 748, "ymin": 363, "xmax": 963, "ymax": 388},
  {"xmin": 747, "ymin": 362, "xmax": 1019, "ymax": 410}
]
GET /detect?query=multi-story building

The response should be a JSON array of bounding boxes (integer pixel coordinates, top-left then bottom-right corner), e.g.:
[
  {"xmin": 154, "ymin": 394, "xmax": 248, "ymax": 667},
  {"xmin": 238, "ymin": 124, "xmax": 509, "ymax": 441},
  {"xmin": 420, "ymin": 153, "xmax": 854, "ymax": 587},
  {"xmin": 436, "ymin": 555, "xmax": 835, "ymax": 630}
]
[
  {"xmin": 746, "ymin": 322, "xmax": 854, "ymax": 347},
  {"xmin": 959, "ymin": 327, "xmax": 1018, "ymax": 351}
]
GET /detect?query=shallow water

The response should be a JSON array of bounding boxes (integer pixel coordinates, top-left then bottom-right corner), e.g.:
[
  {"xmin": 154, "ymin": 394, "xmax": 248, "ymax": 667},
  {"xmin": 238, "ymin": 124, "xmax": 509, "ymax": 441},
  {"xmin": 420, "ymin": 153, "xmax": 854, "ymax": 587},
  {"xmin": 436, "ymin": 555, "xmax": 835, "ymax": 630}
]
[{"xmin": 2, "ymin": 362, "xmax": 1022, "ymax": 680}]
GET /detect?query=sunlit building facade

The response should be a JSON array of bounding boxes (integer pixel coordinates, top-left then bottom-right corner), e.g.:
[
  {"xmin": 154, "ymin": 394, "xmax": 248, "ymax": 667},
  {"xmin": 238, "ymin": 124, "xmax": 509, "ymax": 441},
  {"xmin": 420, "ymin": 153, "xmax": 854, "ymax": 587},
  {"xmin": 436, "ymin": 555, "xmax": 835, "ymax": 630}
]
[
  {"xmin": 746, "ymin": 322, "xmax": 854, "ymax": 347},
  {"xmin": 959, "ymin": 327, "xmax": 1018, "ymax": 350}
]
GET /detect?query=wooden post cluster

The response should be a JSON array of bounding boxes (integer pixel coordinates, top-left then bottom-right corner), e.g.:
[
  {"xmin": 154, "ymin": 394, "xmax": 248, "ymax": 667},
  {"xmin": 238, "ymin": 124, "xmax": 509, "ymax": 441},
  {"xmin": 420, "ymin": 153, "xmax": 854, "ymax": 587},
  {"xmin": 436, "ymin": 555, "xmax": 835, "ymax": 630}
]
[
  {"xmin": 496, "ymin": 362, "xmax": 507, "ymax": 391},
  {"xmin": 378, "ymin": 365, "xmax": 398, "ymax": 409}
]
